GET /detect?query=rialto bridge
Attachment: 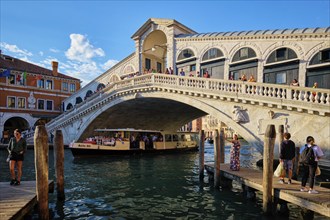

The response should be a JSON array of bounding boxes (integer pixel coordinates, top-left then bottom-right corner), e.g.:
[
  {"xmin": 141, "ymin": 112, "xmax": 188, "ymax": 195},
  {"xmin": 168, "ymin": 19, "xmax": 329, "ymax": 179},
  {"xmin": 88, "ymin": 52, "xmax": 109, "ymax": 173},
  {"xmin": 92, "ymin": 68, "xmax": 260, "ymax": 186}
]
[
  {"xmin": 45, "ymin": 73, "xmax": 330, "ymax": 159},
  {"xmin": 42, "ymin": 18, "xmax": 329, "ymax": 159}
]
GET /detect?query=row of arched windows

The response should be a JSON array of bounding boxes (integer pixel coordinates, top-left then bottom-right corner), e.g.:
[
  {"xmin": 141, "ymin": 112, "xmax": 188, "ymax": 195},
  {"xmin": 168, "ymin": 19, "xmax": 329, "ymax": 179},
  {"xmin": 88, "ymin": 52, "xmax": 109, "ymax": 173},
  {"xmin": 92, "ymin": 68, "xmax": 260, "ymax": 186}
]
[{"xmin": 176, "ymin": 47, "xmax": 330, "ymax": 89}]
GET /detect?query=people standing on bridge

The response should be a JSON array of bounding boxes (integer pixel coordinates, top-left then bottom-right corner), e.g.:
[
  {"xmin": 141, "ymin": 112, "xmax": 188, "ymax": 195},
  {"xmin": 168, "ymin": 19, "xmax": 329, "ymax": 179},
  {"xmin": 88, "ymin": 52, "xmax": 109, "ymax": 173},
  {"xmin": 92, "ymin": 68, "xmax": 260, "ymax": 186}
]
[
  {"xmin": 279, "ymin": 133, "xmax": 296, "ymax": 184},
  {"xmin": 203, "ymin": 71, "xmax": 210, "ymax": 78},
  {"xmin": 299, "ymin": 136, "xmax": 324, "ymax": 194},
  {"xmin": 7, "ymin": 129, "xmax": 27, "ymax": 186},
  {"xmin": 169, "ymin": 67, "xmax": 173, "ymax": 75},
  {"xmin": 290, "ymin": 79, "xmax": 299, "ymax": 86},
  {"xmin": 248, "ymin": 75, "xmax": 256, "ymax": 82},
  {"xmin": 179, "ymin": 68, "xmax": 185, "ymax": 76},
  {"xmin": 229, "ymin": 134, "xmax": 241, "ymax": 171},
  {"xmin": 165, "ymin": 68, "xmax": 170, "ymax": 74},
  {"xmin": 240, "ymin": 74, "xmax": 247, "ymax": 81}
]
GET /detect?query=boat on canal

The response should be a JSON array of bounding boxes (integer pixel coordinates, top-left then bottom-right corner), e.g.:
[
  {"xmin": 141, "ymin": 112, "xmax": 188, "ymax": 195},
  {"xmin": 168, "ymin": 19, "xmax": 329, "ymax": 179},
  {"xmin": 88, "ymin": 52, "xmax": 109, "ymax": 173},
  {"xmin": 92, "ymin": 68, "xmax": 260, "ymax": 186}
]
[{"xmin": 69, "ymin": 128, "xmax": 199, "ymax": 157}]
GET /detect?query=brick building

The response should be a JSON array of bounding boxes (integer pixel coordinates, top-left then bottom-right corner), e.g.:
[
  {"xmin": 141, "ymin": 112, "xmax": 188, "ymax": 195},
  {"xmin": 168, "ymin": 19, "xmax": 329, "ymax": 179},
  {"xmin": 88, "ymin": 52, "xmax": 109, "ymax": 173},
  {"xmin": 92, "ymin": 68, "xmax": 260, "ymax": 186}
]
[{"xmin": 0, "ymin": 52, "xmax": 81, "ymax": 143}]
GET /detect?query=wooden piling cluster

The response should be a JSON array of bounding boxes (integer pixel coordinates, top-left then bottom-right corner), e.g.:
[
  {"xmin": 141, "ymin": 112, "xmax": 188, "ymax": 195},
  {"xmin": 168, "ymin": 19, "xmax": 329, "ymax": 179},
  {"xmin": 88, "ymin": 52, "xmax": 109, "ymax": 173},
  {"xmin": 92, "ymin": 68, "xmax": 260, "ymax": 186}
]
[{"xmin": 34, "ymin": 126, "xmax": 65, "ymax": 219}]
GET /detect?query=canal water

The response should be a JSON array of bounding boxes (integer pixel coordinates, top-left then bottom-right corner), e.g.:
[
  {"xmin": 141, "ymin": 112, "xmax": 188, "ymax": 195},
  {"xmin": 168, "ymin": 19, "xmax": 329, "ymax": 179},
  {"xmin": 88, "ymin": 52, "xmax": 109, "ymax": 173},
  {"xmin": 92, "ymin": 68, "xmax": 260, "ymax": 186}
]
[{"xmin": 0, "ymin": 142, "xmax": 327, "ymax": 219}]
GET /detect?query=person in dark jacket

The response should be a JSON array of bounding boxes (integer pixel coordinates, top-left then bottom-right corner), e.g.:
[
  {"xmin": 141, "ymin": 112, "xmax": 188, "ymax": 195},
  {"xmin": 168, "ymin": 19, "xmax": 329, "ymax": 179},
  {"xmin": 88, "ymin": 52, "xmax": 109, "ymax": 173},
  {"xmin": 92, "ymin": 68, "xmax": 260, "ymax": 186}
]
[
  {"xmin": 279, "ymin": 132, "xmax": 296, "ymax": 184},
  {"xmin": 7, "ymin": 129, "xmax": 27, "ymax": 185}
]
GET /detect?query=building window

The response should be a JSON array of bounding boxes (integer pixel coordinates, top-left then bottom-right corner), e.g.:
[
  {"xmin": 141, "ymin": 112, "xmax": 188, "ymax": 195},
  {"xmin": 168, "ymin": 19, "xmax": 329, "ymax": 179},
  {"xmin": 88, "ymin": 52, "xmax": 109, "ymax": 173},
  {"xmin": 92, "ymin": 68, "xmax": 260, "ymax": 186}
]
[
  {"xmin": 178, "ymin": 49, "xmax": 195, "ymax": 61},
  {"xmin": 70, "ymin": 83, "xmax": 76, "ymax": 92},
  {"xmin": 266, "ymin": 47, "xmax": 297, "ymax": 64},
  {"xmin": 190, "ymin": 64, "xmax": 196, "ymax": 71},
  {"xmin": 9, "ymin": 74, "xmax": 15, "ymax": 84},
  {"xmin": 232, "ymin": 47, "xmax": 257, "ymax": 62},
  {"xmin": 37, "ymin": 79, "xmax": 45, "ymax": 88},
  {"xmin": 145, "ymin": 58, "xmax": 151, "ymax": 70},
  {"xmin": 18, "ymin": 97, "xmax": 26, "ymax": 108},
  {"xmin": 46, "ymin": 100, "xmax": 53, "ymax": 110},
  {"xmin": 202, "ymin": 48, "xmax": 223, "ymax": 61},
  {"xmin": 38, "ymin": 99, "xmax": 45, "ymax": 110},
  {"xmin": 8, "ymin": 97, "xmax": 16, "ymax": 108},
  {"xmin": 276, "ymin": 72, "xmax": 286, "ymax": 84},
  {"xmin": 157, "ymin": 62, "xmax": 162, "ymax": 72},
  {"xmin": 46, "ymin": 80, "xmax": 53, "ymax": 90},
  {"xmin": 320, "ymin": 49, "xmax": 330, "ymax": 62},
  {"xmin": 240, "ymin": 48, "xmax": 249, "ymax": 59},
  {"xmin": 62, "ymin": 82, "xmax": 68, "ymax": 91}
]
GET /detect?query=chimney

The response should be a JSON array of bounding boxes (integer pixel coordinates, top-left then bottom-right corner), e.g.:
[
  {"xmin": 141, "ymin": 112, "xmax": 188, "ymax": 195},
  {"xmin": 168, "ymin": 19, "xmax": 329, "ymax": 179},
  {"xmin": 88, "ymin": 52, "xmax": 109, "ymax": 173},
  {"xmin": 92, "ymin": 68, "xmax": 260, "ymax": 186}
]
[{"xmin": 52, "ymin": 61, "xmax": 59, "ymax": 76}]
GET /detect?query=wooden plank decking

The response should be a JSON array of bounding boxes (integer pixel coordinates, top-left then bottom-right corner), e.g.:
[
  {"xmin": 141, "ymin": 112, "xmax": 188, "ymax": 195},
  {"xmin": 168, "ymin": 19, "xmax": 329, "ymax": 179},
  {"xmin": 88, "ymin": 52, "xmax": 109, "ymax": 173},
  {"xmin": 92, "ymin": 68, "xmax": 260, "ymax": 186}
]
[
  {"xmin": 205, "ymin": 163, "xmax": 330, "ymax": 218},
  {"xmin": 0, "ymin": 180, "xmax": 54, "ymax": 220}
]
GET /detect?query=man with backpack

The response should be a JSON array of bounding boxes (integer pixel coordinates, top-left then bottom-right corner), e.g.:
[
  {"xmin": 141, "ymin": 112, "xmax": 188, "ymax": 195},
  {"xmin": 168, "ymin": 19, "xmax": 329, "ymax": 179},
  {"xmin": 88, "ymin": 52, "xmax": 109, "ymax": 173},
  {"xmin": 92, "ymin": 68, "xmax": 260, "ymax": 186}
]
[{"xmin": 299, "ymin": 136, "xmax": 324, "ymax": 194}]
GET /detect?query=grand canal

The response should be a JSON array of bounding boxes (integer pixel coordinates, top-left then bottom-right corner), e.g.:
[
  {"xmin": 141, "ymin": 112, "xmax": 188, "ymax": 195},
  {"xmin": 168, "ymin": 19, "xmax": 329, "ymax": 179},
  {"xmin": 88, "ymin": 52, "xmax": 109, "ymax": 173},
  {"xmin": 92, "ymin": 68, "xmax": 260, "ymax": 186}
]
[{"xmin": 0, "ymin": 142, "xmax": 327, "ymax": 219}]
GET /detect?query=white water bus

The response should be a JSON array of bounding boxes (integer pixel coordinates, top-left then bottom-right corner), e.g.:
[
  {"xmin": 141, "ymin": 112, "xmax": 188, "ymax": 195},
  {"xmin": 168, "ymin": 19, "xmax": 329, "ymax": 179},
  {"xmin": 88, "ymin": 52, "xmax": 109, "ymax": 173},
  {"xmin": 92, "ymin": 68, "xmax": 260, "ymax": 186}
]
[{"xmin": 69, "ymin": 128, "xmax": 199, "ymax": 157}]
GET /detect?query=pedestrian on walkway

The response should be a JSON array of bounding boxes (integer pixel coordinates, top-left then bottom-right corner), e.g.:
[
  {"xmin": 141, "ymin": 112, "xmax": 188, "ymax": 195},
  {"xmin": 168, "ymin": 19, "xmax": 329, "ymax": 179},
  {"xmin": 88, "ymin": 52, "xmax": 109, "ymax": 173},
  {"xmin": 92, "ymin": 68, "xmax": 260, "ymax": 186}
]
[
  {"xmin": 7, "ymin": 129, "xmax": 27, "ymax": 185},
  {"xmin": 300, "ymin": 136, "xmax": 324, "ymax": 194},
  {"xmin": 229, "ymin": 134, "xmax": 241, "ymax": 171},
  {"xmin": 279, "ymin": 133, "xmax": 296, "ymax": 184}
]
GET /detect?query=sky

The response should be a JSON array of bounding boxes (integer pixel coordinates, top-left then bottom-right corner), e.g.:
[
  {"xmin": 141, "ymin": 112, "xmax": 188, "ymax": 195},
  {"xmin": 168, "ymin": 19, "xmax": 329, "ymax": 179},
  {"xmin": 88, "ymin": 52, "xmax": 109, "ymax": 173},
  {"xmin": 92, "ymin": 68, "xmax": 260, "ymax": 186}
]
[{"xmin": 1, "ymin": 0, "xmax": 329, "ymax": 87}]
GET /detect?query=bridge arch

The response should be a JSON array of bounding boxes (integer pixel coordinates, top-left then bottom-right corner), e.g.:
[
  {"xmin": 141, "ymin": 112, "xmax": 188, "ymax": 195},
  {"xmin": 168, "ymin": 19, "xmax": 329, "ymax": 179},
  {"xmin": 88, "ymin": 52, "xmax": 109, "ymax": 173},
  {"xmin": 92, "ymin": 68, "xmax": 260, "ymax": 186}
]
[
  {"xmin": 141, "ymin": 30, "xmax": 167, "ymax": 72},
  {"xmin": 74, "ymin": 91, "xmax": 263, "ymax": 153},
  {"xmin": 305, "ymin": 46, "xmax": 330, "ymax": 88},
  {"xmin": 75, "ymin": 97, "xmax": 83, "ymax": 105},
  {"xmin": 199, "ymin": 47, "xmax": 225, "ymax": 79},
  {"xmin": 228, "ymin": 47, "xmax": 258, "ymax": 81},
  {"xmin": 263, "ymin": 47, "xmax": 299, "ymax": 85},
  {"xmin": 66, "ymin": 103, "xmax": 73, "ymax": 110}
]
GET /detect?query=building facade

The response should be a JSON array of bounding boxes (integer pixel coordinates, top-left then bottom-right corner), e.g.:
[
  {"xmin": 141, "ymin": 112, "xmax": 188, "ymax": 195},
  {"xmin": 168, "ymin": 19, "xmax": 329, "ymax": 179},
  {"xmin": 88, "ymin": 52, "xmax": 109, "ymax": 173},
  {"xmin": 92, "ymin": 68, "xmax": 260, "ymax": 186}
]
[{"xmin": 0, "ymin": 53, "xmax": 81, "ymax": 143}]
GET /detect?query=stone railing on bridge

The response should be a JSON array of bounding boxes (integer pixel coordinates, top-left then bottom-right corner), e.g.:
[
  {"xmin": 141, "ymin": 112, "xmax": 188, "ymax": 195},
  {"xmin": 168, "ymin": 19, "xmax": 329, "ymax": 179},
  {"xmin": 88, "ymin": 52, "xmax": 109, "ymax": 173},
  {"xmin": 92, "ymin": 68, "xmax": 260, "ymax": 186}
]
[{"xmin": 46, "ymin": 74, "xmax": 330, "ymax": 133}]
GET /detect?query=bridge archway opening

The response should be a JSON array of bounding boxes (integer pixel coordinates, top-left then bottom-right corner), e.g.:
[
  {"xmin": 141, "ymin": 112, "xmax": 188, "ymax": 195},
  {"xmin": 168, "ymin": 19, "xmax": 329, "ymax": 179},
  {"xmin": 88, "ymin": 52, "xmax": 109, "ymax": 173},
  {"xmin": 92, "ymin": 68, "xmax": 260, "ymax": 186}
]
[
  {"xmin": 3, "ymin": 117, "xmax": 29, "ymax": 143},
  {"xmin": 77, "ymin": 97, "xmax": 207, "ymax": 142},
  {"xmin": 141, "ymin": 30, "xmax": 167, "ymax": 73}
]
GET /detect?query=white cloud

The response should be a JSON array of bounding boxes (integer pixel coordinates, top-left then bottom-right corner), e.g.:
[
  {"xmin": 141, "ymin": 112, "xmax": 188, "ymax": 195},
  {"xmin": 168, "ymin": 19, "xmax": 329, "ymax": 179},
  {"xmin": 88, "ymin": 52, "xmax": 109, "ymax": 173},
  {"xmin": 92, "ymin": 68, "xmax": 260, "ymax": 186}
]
[
  {"xmin": 50, "ymin": 48, "xmax": 60, "ymax": 53},
  {"xmin": 65, "ymin": 34, "xmax": 105, "ymax": 63},
  {"xmin": 39, "ymin": 51, "xmax": 44, "ymax": 56},
  {"xmin": 102, "ymin": 59, "xmax": 119, "ymax": 70},
  {"xmin": 0, "ymin": 42, "xmax": 33, "ymax": 57}
]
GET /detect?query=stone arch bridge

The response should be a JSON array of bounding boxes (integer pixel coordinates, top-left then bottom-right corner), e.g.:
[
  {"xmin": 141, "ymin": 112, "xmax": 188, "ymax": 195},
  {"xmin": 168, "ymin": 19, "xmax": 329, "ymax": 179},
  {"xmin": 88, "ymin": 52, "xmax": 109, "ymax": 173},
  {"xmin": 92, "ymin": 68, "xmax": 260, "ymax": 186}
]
[{"xmin": 45, "ymin": 74, "xmax": 330, "ymax": 158}]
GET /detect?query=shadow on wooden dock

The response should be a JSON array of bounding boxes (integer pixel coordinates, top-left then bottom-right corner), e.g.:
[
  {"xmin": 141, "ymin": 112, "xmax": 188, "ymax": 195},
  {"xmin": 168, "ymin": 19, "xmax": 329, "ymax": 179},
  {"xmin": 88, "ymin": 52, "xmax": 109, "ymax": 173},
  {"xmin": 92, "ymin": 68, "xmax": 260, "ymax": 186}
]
[
  {"xmin": 205, "ymin": 163, "xmax": 330, "ymax": 218},
  {"xmin": 0, "ymin": 180, "xmax": 54, "ymax": 220}
]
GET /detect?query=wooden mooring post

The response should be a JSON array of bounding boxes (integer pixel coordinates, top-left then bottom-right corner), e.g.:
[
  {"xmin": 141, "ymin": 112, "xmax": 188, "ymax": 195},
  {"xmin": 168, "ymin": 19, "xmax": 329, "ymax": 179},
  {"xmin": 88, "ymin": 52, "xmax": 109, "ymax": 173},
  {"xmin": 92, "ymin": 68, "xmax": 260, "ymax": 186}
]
[
  {"xmin": 219, "ymin": 128, "xmax": 225, "ymax": 164},
  {"xmin": 263, "ymin": 124, "xmax": 276, "ymax": 215},
  {"xmin": 199, "ymin": 130, "xmax": 205, "ymax": 181},
  {"xmin": 34, "ymin": 125, "xmax": 49, "ymax": 220},
  {"xmin": 278, "ymin": 125, "xmax": 284, "ymax": 157},
  {"xmin": 213, "ymin": 129, "xmax": 220, "ymax": 188},
  {"xmin": 54, "ymin": 130, "xmax": 65, "ymax": 201}
]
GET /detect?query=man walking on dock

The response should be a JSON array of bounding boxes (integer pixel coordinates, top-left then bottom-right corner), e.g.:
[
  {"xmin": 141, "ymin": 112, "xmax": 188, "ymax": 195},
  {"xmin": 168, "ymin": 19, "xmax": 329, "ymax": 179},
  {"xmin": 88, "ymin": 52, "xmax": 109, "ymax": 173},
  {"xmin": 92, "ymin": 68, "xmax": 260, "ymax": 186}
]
[{"xmin": 279, "ymin": 133, "xmax": 296, "ymax": 184}]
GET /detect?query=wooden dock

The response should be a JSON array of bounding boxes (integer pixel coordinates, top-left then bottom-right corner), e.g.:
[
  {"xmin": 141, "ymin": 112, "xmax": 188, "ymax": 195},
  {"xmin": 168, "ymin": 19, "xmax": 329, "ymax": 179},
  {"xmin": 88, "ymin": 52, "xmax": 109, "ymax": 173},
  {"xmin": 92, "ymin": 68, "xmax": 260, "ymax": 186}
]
[
  {"xmin": 0, "ymin": 180, "xmax": 54, "ymax": 220},
  {"xmin": 205, "ymin": 163, "xmax": 330, "ymax": 218}
]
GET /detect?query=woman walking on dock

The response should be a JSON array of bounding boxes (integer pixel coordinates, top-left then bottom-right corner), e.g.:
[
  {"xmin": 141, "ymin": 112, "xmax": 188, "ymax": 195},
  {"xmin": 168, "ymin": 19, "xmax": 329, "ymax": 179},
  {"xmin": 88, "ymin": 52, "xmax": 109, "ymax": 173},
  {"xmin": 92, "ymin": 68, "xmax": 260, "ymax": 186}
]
[
  {"xmin": 229, "ymin": 134, "xmax": 241, "ymax": 171},
  {"xmin": 7, "ymin": 129, "xmax": 27, "ymax": 185}
]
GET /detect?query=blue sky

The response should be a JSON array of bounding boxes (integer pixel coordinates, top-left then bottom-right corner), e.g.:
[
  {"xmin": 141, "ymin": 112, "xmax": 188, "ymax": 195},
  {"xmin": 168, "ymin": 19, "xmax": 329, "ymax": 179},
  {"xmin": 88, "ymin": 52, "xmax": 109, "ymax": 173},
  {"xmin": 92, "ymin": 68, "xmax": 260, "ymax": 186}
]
[{"xmin": 1, "ymin": 0, "xmax": 329, "ymax": 86}]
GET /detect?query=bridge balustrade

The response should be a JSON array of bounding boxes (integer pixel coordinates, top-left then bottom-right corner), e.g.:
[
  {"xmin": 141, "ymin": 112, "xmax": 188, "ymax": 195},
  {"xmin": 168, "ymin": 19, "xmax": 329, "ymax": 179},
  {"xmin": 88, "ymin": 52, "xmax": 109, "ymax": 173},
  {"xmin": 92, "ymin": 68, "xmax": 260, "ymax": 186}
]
[{"xmin": 46, "ymin": 74, "xmax": 330, "ymax": 133}]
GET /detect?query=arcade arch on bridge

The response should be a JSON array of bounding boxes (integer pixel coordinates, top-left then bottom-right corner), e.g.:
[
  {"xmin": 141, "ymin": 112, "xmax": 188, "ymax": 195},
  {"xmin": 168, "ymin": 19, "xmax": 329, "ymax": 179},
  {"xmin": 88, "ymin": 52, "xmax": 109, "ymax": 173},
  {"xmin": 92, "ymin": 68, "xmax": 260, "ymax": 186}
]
[{"xmin": 141, "ymin": 30, "xmax": 167, "ymax": 73}]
